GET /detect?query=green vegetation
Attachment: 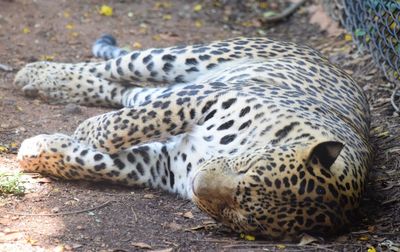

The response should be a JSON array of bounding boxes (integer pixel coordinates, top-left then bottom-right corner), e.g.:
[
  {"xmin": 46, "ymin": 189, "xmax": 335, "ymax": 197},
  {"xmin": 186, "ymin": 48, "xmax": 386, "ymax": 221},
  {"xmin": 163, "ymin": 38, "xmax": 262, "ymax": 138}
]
[{"xmin": 0, "ymin": 172, "xmax": 25, "ymax": 196}]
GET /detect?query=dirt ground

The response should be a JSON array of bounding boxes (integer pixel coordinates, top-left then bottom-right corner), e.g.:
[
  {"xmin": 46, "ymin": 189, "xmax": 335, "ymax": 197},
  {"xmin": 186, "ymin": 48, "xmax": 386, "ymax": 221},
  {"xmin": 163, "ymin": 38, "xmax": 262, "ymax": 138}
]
[{"xmin": 0, "ymin": 0, "xmax": 399, "ymax": 251}]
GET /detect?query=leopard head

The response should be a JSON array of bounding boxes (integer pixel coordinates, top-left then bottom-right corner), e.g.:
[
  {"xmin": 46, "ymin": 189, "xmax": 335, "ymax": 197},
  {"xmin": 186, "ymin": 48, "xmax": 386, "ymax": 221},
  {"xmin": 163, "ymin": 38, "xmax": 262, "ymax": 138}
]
[{"xmin": 191, "ymin": 140, "xmax": 348, "ymax": 238}]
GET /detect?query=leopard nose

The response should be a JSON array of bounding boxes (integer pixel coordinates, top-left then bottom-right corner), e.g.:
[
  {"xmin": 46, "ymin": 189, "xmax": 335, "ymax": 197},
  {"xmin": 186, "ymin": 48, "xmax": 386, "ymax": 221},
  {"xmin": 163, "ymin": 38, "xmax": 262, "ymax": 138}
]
[{"xmin": 191, "ymin": 169, "xmax": 236, "ymax": 202}]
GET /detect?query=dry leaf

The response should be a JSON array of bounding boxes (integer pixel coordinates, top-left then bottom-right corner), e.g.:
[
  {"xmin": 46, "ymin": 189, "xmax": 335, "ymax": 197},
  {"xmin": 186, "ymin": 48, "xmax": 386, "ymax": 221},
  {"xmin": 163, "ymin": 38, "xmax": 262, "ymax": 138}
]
[
  {"xmin": 195, "ymin": 20, "xmax": 203, "ymax": 28},
  {"xmin": 183, "ymin": 211, "xmax": 193, "ymax": 219},
  {"xmin": 143, "ymin": 193, "xmax": 156, "ymax": 199},
  {"xmin": 193, "ymin": 4, "xmax": 202, "ymax": 12},
  {"xmin": 22, "ymin": 27, "xmax": 30, "ymax": 34},
  {"xmin": 150, "ymin": 248, "xmax": 173, "ymax": 252},
  {"xmin": 132, "ymin": 42, "xmax": 142, "ymax": 49},
  {"xmin": 298, "ymin": 234, "xmax": 319, "ymax": 246},
  {"xmin": 132, "ymin": 242, "xmax": 152, "ymax": 249},
  {"xmin": 53, "ymin": 245, "xmax": 64, "ymax": 252},
  {"xmin": 99, "ymin": 5, "xmax": 113, "ymax": 16},
  {"xmin": 163, "ymin": 14, "xmax": 172, "ymax": 20},
  {"xmin": 358, "ymin": 235, "xmax": 370, "ymax": 241},
  {"xmin": 65, "ymin": 23, "xmax": 74, "ymax": 30},
  {"xmin": 36, "ymin": 177, "xmax": 52, "ymax": 183},
  {"xmin": 367, "ymin": 225, "xmax": 377, "ymax": 233},
  {"xmin": 240, "ymin": 233, "xmax": 255, "ymax": 241},
  {"xmin": 308, "ymin": 4, "xmax": 344, "ymax": 37},
  {"xmin": 158, "ymin": 33, "xmax": 180, "ymax": 43},
  {"xmin": 167, "ymin": 222, "xmax": 182, "ymax": 231},
  {"xmin": 51, "ymin": 207, "xmax": 60, "ymax": 213},
  {"xmin": 25, "ymin": 236, "xmax": 38, "ymax": 245}
]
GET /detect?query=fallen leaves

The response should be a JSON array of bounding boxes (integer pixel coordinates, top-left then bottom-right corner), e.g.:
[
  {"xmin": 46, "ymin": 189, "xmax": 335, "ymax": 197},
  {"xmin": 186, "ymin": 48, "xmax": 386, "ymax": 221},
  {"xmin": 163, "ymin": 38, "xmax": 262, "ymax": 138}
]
[
  {"xmin": 163, "ymin": 14, "xmax": 172, "ymax": 21},
  {"xmin": 188, "ymin": 220, "xmax": 217, "ymax": 231},
  {"xmin": 22, "ymin": 27, "xmax": 30, "ymax": 34},
  {"xmin": 0, "ymin": 63, "xmax": 13, "ymax": 72},
  {"xmin": 151, "ymin": 248, "xmax": 173, "ymax": 252},
  {"xmin": 182, "ymin": 211, "xmax": 193, "ymax": 219},
  {"xmin": 344, "ymin": 34, "xmax": 353, "ymax": 41},
  {"xmin": 25, "ymin": 236, "xmax": 38, "ymax": 245},
  {"xmin": 153, "ymin": 2, "xmax": 172, "ymax": 10},
  {"xmin": 167, "ymin": 221, "xmax": 182, "ymax": 231},
  {"xmin": 39, "ymin": 55, "xmax": 55, "ymax": 61},
  {"xmin": 276, "ymin": 244, "xmax": 286, "ymax": 249},
  {"xmin": 193, "ymin": 4, "xmax": 202, "ymax": 12},
  {"xmin": 0, "ymin": 146, "xmax": 7, "ymax": 152},
  {"xmin": 308, "ymin": 4, "xmax": 344, "ymax": 37},
  {"xmin": 132, "ymin": 242, "xmax": 152, "ymax": 249},
  {"xmin": 194, "ymin": 20, "xmax": 203, "ymax": 28},
  {"xmin": 65, "ymin": 23, "xmax": 74, "ymax": 30},
  {"xmin": 132, "ymin": 42, "xmax": 142, "ymax": 49},
  {"xmin": 298, "ymin": 234, "xmax": 319, "ymax": 246},
  {"xmin": 358, "ymin": 235, "xmax": 370, "ymax": 241},
  {"xmin": 143, "ymin": 193, "xmax": 156, "ymax": 199},
  {"xmin": 99, "ymin": 5, "xmax": 113, "ymax": 16},
  {"xmin": 240, "ymin": 233, "xmax": 255, "ymax": 241}
]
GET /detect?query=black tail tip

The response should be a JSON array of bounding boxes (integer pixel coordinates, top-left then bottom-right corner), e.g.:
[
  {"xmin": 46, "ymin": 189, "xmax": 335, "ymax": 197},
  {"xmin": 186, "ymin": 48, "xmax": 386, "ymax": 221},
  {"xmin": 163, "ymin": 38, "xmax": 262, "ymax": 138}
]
[{"xmin": 96, "ymin": 34, "xmax": 117, "ymax": 46}]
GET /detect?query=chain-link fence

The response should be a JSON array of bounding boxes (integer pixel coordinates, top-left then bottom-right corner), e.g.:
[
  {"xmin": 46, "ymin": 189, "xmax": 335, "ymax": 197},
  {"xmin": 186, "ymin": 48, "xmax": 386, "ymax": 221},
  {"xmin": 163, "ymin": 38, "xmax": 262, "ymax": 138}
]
[{"xmin": 323, "ymin": 0, "xmax": 400, "ymax": 84}]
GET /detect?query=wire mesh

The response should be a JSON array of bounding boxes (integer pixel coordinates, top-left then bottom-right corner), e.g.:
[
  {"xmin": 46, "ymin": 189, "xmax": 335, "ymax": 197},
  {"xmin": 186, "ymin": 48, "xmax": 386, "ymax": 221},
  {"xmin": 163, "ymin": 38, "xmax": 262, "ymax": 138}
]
[{"xmin": 323, "ymin": 0, "xmax": 400, "ymax": 83}]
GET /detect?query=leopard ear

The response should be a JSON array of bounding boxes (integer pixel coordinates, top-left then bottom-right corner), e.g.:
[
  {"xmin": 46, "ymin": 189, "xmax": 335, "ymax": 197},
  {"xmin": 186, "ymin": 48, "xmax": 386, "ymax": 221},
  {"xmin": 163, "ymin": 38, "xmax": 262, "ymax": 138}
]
[{"xmin": 307, "ymin": 141, "xmax": 344, "ymax": 169}]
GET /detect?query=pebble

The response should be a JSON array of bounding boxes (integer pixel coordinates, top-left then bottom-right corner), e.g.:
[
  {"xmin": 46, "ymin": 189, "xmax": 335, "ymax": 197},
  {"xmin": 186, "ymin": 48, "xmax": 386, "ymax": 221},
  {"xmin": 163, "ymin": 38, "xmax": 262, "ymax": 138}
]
[
  {"xmin": 0, "ymin": 63, "xmax": 13, "ymax": 72},
  {"xmin": 51, "ymin": 207, "xmax": 60, "ymax": 213},
  {"xmin": 64, "ymin": 103, "xmax": 82, "ymax": 114}
]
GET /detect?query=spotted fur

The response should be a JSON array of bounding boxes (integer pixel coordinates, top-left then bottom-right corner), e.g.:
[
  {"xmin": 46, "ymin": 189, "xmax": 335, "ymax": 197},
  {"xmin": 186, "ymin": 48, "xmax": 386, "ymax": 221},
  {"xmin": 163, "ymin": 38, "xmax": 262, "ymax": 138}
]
[{"xmin": 15, "ymin": 36, "xmax": 372, "ymax": 239}]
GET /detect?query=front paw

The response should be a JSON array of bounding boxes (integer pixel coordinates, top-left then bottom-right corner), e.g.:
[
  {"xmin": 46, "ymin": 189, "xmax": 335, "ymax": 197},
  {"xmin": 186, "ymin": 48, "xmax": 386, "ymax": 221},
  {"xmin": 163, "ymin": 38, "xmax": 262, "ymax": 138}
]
[
  {"xmin": 17, "ymin": 134, "xmax": 71, "ymax": 173},
  {"xmin": 14, "ymin": 62, "xmax": 74, "ymax": 103},
  {"xmin": 14, "ymin": 62, "xmax": 52, "ymax": 98}
]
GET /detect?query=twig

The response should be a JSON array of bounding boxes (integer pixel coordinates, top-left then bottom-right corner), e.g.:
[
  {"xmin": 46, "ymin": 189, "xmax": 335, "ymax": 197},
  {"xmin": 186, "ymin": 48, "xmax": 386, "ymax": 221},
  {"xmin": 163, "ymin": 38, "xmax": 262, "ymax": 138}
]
[
  {"xmin": 0, "ymin": 200, "xmax": 112, "ymax": 216},
  {"xmin": 177, "ymin": 199, "xmax": 191, "ymax": 209},
  {"xmin": 130, "ymin": 206, "xmax": 138, "ymax": 222},
  {"xmin": 221, "ymin": 243, "xmax": 338, "ymax": 252},
  {"xmin": 0, "ymin": 63, "xmax": 13, "ymax": 72},
  {"xmin": 189, "ymin": 238, "xmax": 239, "ymax": 243},
  {"xmin": 221, "ymin": 243, "xmax": 362, "ymax": 252},
  {"xmin": 390, "ymin": 86, "xmax": 399, "ymax": 112},
  {"xmin": 262, "ymin": 0, "xmax": 307, "ymax": 22}
]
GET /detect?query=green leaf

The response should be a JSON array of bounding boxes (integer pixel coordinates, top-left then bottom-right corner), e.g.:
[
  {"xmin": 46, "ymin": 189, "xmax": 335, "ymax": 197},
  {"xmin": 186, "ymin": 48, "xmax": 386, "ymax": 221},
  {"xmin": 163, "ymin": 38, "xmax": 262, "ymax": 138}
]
[
  {"xmin": 263, "ymin": 11, "xmax": 277, "ymax": 18},
  {"xmin": 355, "ymin": 28, "xmax": 366, "ymax": 37}
]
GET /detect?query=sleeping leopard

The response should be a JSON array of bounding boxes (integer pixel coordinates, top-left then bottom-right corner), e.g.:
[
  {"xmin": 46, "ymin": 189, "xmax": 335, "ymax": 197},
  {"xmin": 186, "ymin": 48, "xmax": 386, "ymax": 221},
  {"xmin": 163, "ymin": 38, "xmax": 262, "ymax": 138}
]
[{"xmin": 15, "ymin": 35, "xmax": 373, "ymax": 239}]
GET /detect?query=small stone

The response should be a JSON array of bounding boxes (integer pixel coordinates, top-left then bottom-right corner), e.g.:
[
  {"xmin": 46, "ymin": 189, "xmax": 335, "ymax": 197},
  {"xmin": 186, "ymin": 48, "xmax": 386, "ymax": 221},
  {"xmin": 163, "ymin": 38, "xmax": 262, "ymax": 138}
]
[
  {"xmin": 0, "ymin": 63, "xmax": 13, "ymax": 72},
  {"xmin": 51, "ymin": 207, "xmax": 60, "ymax": 213},
  {"xmin": 183, "ymin": 211, "xmax": 194, "ymax": 219},
  {"xmin": 64, "ymin": 103, "xmax": 82, "ymax": 114},
  {"xmin": 2, "ymin": 99, "xmax": 16, "ymax": 106},
  {"xmin": 72, "ymin": 244, "xmax": 83, "ymax": 249},
  {"xmin": 143, "ymin": 193, "xmax": 156, "ymax": 199}
]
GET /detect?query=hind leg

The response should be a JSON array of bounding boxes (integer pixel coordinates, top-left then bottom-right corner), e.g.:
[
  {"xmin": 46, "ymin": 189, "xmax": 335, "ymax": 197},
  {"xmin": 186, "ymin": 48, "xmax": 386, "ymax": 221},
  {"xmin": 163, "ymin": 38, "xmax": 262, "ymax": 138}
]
[
  {"xmin": 14, "ymin": 61, "xmax": 134, "ymax": 107},
  {"xmin": 14, "ymin": 36, "xmax": 320, "ymax": 106}
]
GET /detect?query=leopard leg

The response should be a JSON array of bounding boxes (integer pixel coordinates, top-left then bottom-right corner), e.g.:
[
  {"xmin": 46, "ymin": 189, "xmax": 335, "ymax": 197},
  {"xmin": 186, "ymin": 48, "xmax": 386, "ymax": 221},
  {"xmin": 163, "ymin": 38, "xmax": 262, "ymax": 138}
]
[
  {"xmin": 14, "ymin": 61, "xmax": 132, "ymax": 107},
  {"xmin": 17, "ymin": 134, "xmax": 190, "ymax": 196},
  {"xmin": 14, "ymin": 37, "xmax": 326, "ymax": 106},
  {"xmin": 88, "ymin": 36, "xmax": 326, "ymax": 84},
  {"xmin": 72, "ymin": 81, "xmax": 225, "ymax": 153}
]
